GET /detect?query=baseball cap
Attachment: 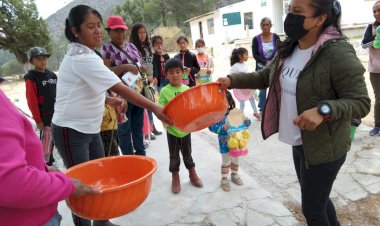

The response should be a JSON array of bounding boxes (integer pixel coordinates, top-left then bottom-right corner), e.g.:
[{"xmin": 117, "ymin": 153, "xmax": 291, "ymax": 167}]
[
  {"xmin": 106, "ymin": 16, "xmax": 128, "ymax": 30},
  {"xmin": 28, "ymin": 47, "xmax": 51, "ymax": 60}
]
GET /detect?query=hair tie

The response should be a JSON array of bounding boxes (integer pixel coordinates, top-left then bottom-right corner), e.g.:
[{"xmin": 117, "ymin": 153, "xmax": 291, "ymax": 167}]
[{"xmin": 333, "ymin": 0, "xmax": 341, "ymax": 15}]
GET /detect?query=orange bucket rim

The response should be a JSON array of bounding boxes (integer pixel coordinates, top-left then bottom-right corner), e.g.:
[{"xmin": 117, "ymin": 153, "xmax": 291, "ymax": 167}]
[
  {"xmin": 65, "ymin": 155, "xmax": 157, "ymax": 193},
  {"xmin": 163, "ymin": 82, "xmax": 222, "ymax": 114}
]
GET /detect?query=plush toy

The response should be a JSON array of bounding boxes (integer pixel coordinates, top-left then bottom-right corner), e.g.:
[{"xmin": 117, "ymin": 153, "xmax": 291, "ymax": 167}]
[
  {"xmin": 373, "ymin": 26, "xmax": 380, "ymax": 48},
  {"xmin": 181, "ymin": 66, "xmax": 190, "ymax": 85},
  {"xmin": 198, "ymin": 68, "xmax": 211, "ymax": 84},
  {"xmin": 225, "ymin": 109, "xmax": 251, "ymax": 157}
]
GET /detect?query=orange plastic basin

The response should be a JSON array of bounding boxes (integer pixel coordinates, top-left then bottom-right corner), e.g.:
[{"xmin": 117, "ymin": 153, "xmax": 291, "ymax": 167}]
[
  {"xmin": 163, "ymin": 82, "xmax": 228, "ymax": 132},
  {"xmin": 65, "ymin": 156, "xmax": 157, "ymax": 220}
]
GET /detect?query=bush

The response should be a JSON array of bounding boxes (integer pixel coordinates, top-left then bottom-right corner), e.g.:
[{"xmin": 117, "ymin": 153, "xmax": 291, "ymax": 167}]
[
  {"xmin": 0, "ymin": 59, "xmax": 25, "ymax": 76},
  {"xmin": 151, "ymin": 26, "xmax": 193, "ymax": 52}
]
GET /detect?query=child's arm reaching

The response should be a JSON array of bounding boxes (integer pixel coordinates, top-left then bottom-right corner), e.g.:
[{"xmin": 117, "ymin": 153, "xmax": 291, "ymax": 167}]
[
  {"xmin": 209, "ymin": 118, "xmax": 228, "ymax": 135},
  {"xmin": 244, "ymin": 118, "xmax": 252, "ymax": 128}
]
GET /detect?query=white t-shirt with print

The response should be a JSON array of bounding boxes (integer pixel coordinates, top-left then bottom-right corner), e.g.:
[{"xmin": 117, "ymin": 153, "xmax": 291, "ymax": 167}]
[
  {"xmin": 52, "ymin": 43, "xmax": 121, "ymax": 134},
  {"xmin": 278, "ymin": 45, "xmax": 314, "ymax": 146},
  {"xmin": 262, "ymin": 41, "xmax": 275, "ymax": 59}
]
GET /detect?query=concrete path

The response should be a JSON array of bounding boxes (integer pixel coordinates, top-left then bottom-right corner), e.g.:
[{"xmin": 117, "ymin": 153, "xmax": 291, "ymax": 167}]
[
  {"xmin": 57, "ymin": 122, "xmax": 298, "ymax": 226},
  {"xmin": 56, "ymin": 116, "xmax": 379, "ymax": 226}
]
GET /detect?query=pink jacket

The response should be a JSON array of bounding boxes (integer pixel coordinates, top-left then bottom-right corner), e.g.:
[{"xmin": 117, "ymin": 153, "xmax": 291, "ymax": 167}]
[
  {"xmin": 0, "ymin": 90, "xmax": 74, "ymax": 226},
  {"xmin": 369, "ymin": 24, "xmax": 380, "ymax": 73}
]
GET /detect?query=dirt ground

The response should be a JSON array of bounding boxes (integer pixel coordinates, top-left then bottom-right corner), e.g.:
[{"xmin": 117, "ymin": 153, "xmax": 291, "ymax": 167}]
[{"xmin": 284, "ymin": 195, "xmax": 380, "ymax": 226}]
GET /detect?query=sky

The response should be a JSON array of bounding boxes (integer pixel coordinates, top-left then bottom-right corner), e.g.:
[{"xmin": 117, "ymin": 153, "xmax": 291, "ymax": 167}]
[{"xmin": 34, "ymin": 0, "xmax": 74, "ymax": 19}]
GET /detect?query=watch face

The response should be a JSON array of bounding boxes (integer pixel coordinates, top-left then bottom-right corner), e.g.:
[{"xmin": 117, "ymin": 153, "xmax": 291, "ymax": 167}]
[{"xmin": 321, "ymin": 104, "xmax": 331, "ymax": 114}]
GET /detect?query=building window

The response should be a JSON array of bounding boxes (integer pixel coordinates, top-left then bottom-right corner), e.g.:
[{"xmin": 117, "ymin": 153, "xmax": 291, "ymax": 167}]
[
  {"xmin": 261, "ymin": 0, "xmax": 267, "ymax": 7},
  {"xmin": 207, "ymin": 18, "xmax": 214, "ymax": 34},
  {"xmin": 244, "ymin": 12, "xmax": 253, "ymax": 30},
  {"xmin": 222, "ymin": 12, "xmax": 241, "ymax": 26}
]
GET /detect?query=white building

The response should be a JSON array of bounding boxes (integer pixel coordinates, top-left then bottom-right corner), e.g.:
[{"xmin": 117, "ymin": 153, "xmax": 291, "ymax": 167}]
[{"xmin": 187, "ymin": 0, "xmax": 377, "ymax": 48}]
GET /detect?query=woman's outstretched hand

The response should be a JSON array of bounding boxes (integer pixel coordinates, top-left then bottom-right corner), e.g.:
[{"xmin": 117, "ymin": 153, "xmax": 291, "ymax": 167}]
[
  {"xmin": 152, "ymin": 105, "xmax": 173, "ymax": 126},
  {"xmin": 293, "ymin": 107, "xmax": 324, "ymax": 131},
  {"xmin": 217, "ymin": 77, "xmax": 231, "ymax": 91},
  {"xmin": 70, "ymin": 178, "xmax": 102, "ymax": 197}
]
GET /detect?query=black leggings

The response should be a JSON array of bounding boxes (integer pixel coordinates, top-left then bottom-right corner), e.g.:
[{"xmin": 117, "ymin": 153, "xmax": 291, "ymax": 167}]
[
  {"xmin": 370, "ymin": 73, "xmax": 380, "ymax": 126},
  {"xmin": 293, "ymin": 145, "xmax": 346, "ymax": 226}
]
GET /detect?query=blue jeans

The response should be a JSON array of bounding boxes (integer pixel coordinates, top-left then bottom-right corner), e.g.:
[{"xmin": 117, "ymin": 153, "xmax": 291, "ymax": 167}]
[
  {"xmin": 118, "ymin": 102, "xmax": 145, "ymax": 155},
  {"xmin": 51, "ymin": 124, "xmax": 109, "ymax": 226},
  {"xmin": 44, "ymin": 211, "xmax": 62, "ymax": 226},
  {"xmin": 292, "ymin": 145, "xmax": 346, "ymax": 226},
  {"xmin": 258, "ymin": 89, "xmax": 267, "ymax": 113},
  {"xmin": 255, "ymin": 65, "xmax": 267, "ymax": 113}
]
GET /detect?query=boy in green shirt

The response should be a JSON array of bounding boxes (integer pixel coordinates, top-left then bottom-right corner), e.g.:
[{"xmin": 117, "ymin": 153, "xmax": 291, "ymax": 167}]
[{"xmin": 158, "ymin": 58, "xmax": 203, "ymax": 194}]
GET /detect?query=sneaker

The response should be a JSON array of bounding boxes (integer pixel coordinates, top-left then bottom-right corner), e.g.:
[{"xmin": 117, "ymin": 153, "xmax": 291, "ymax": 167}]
[
  {"xmin": 369, "ymin": 127, "xmax": 380, "ymax": 136},
  {"xmin": 253, "ymin": 112, "xmax": 262, "ymax": 121},
  {"xmin": 221, "ymin": 178, "xmax": 230, "ymax": 192},
  {"xmin": 231, "ymin": 174, "xmax": 243, "ymax": 185},
  {"xmin": 145, "ymin": 134, "xmax": 156, "ymax": 140}
]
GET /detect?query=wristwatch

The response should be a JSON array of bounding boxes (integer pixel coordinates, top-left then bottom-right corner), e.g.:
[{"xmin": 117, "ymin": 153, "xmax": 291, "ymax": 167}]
[{"xmin": 317, "ymin": 102, "xmax": 332, "ymax": 121}]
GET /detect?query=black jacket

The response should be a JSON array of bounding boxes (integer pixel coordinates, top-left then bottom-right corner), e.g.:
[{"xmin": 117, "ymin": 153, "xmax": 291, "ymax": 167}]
[
  {"xmin": 152, "ymin": 53, "xmax": 170, "ymax": 86},
  {"xmin": 174, "ymin": 50, "xmax": 200, "ymax": 87},
  {"xmin": 252, "ymin": 33, "xmax": 280, "ymax": 70}
]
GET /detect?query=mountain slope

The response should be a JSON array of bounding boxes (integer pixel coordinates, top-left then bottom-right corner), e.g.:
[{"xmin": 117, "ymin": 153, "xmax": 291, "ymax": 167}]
[
  {"xmin": 45, "ymin": 0, "xmax": 243, "ymax": 40},
  {"xmin": 46, "ymin": 0, "xmax": 124, "ymax": 40}
]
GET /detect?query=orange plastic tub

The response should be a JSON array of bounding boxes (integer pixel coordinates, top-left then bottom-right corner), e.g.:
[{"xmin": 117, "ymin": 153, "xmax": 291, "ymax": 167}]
[
  {"xmin": 163, "ymin": 82, "xmax": 228, "ymax": 132},
  {"xmin": 65, "ymin": 156, "xmax": 157, "ymax": 220}
]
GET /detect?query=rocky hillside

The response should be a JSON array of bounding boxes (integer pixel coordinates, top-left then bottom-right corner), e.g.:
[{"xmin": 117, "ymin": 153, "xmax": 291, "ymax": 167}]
[
  {"xmin": 45, "ymin": 0, "xmax": 243, "ymax": 40},
  {"xmin": 46, "ymin": 0, "xmax": 124, "ymax": 40}
]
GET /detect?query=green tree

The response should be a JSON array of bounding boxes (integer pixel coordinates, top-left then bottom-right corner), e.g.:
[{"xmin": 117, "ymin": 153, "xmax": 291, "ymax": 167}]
[
  {"xmin": 0, "ymin": 59, "xmax": 24, "ymax": 76},
  {"xmin": 114, "ymin": 0, "xmax": 147, "ymax": 27},
  {"xmin": 144, "ymin": 0, "xmax": 170, "ymax": 27},
  {"xmin": 0, "ymin": 0, "xmax": 51, "ymax": 71},
  {"xmin": 143, "ymin": 0, "xmax": 217, "ymax": 28},
  {"xmin": 0, "ymin": 49, "xmax": 15, "ymax": 67}
]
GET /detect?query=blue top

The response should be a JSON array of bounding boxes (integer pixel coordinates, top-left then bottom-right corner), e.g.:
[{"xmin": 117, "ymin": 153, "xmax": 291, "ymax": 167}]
[
  {"xmin": 209, "ymin": 112, "xmax": 252, "ymax": 153},
  {"xmin": 209, "ymin": 114, "xmax": 230, "ymax": 153}
]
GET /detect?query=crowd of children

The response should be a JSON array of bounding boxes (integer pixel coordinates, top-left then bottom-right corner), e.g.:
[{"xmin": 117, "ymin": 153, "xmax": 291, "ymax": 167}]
[{"xmin": 23, "ymin": 32, "xmax": 262, "ymax": 195}]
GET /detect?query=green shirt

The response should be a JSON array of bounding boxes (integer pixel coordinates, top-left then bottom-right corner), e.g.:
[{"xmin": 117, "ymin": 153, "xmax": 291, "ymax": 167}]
[{"xmin": 158, "ymin": 84, "xmax": 190, "ymax": 138}]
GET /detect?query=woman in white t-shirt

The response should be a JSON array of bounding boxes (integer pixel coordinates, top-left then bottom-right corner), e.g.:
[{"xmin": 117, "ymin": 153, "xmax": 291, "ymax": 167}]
[
  {"xmin": 51, "ymin": 5, "xmax": 171, "ymax": 226},
  {"xmin": 218, "ymin": 0, "xmax": 370, "ymax": 225}
]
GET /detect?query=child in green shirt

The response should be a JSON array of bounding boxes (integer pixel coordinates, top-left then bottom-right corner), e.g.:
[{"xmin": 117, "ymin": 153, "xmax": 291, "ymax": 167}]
[{"xmin": 158, "ymin": 58, "xmax": 203, "ymax": 194}]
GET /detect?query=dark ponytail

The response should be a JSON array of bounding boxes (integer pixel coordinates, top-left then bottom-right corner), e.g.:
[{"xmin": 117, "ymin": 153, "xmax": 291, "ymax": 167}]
[
  {"xmin": 225, "ymin": 90, "xmax": 236, "ymax": 111},
  {"xmin": 64, "ymin": 5, "xmax": 102, "ymax": 42},
  {"xmin": 230, "ymin": 47, "xmax": 248, "ymax": 66},
  {"xmin": 310, "ymin": 0, "xmax": 342, "ymax": 34},
  {"xmin": 65, "ymin": 18, "xmax": 76, "ymax": 42}
]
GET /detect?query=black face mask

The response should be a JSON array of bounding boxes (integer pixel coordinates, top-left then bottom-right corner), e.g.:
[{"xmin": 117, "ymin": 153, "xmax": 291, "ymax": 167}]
[{"xmin": 284, "ymin": 13, "xmax": 309, "ymax": 40}]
